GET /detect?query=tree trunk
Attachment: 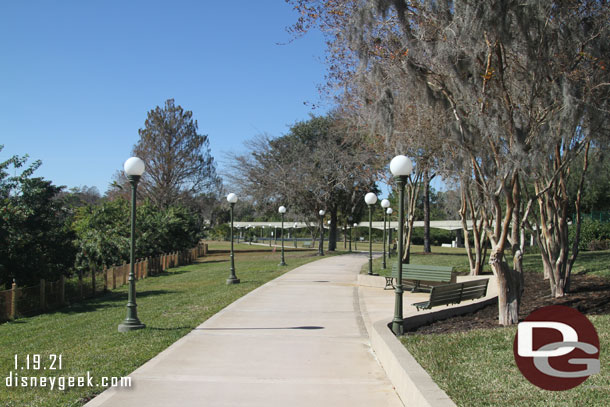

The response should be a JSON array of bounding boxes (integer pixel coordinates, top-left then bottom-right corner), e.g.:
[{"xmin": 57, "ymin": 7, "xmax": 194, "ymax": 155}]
[
  {"xmin": 328, "ymin": 208, "xmax": 337, "ymax": 251},
  {"xmin": 423, "ymin": 169, "xmax": 431, "ymax": 253},
  {"xmin": 490, "ymin": 249, "xmax": 521, "ymax": 325}
]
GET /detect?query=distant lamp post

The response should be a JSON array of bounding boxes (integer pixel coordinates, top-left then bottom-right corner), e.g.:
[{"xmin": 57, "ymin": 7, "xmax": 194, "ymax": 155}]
[
  {"xmin": 390, "ymin": 155, "xmax": 413, "ymax": 336},
  {"xmin": 293, "ymin": 222, "xmax": 298, "ymax": 248},
  {"xmin": 318, "ymin": 209, "xmax": 325, "ymax": 256},
  {"xmin": 279, "ymin": 206, "xmax": 287, "ymax": 266},
  {"xmin": 327, "ymin": 220, "xmax": 332, "ymax": 251},
  {"xmin": 269, "ymin": 224, "xmax": 273, "ymax": 247},
  {"xmin": 381, "ymin": 199, "xmax": 391, "ymax": 269},
  {"xmin": 118, "ymin": 157, "xmax": 146, "ymax": 332},
  {"xmin": 365, "ymin": 192, "xmax": 378, "ymax": 275},
  {"xmin": 348, "ymin": 217, "xmax": 353, "ymax": 252},
  {"xmin": 226, "ymin": 193, "xmax": 240, "ymax": 285},
  {"xmin": 353, "ymin": 222, "xmax": 358, "ymax": 250},
  {"xmin": 387, "ymin": 208, "xmax": 394, "ymax": 258}
]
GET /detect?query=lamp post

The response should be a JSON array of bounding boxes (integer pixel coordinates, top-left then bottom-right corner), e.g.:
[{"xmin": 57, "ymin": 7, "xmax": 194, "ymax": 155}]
[
  {"xmin": 365, "ymin": 192, "xmax": 378, "ymax": 275},
  {"xmin": 247, "ymin": 224, "xmax": 252, "ymax": 245},
  {"xmin": 269, "ymin": 224, "xmax": 272, "ymax": 247},
  {"xmin": 226, "ymin": 193, "xmax": 240, "ymax": 284},
  {"xmin": 390, "ymin": 155, "xmax": 413, "ymax": 336},
  {"xmin": 327, "ymin": 219, "xmax": 332, "ymax": 251},
  {"xmin": 293, "ymin": 222, "xmax": 298, "ymax": 248},
  {"xmin": 118, "ymin": 157, "xmax": 146, "ymax": 332},
  {"xmin": 279, "ymin": 206, "xmax": 287, "ymax": 266},
  {"xmin": 381, "ymin": 199, "xmax": 390, "ymax": 269},
  {"xmin": 318, "ymin": 209, "xmax": 325, "ymax": 256},
  {"xmin": 348, "ymin": 217, "xmax": 353, "ymax": 253},
  {"xmin": 387, "ymin": 208, "xmax": 393, "ymax": 258},
  {"xmin": 353, "ymin": 223, "xmax": 358, "ymax": 250}
]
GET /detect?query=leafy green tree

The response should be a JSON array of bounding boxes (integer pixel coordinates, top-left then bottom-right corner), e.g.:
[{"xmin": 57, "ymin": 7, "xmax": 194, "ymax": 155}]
[
  {"xmin": 1, "ymin": 148, "xmax": 76, "ymax": 286},
  {"xmin": 72, "ymin": 199, "xmax": 201, "ymax": 272}
]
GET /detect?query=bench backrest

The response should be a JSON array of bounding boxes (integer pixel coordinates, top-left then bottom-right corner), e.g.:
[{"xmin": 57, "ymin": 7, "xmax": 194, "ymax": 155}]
[
  {"xmin": 428, "ymin": 279, "xmax": 489, "ymax": 307},
  {"xmin": 391, "ymin": 263, "xmax": 453, "ymax": 282}
]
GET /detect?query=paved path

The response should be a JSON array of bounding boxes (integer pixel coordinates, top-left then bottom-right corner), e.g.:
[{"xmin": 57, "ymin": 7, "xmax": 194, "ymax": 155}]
[{"xmin": 86, "ymin": 254, "xmax": 403, "ymax": 407}]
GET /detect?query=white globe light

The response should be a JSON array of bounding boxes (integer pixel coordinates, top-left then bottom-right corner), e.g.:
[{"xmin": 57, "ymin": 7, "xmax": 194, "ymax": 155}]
[
  {"xmin": 124, "ymin": 157, "xmax": 145, "ymax": 176},
  {"xmin": 364, "ymin": 192, "xmax": 378, "ymax": 205},
  {"xmin": 390, "ymin": 155, "xmax": 413, "ymax": 177},
  {"xmin": 381, "ymin": 199, "xmax": 390, "ymax": 208},
  {"xmin": 279, "ymin": 206, "xmax": 286, "ymax": 214},
  {"xmin": 353, "ymin": 223, "xmax": 358, "ymax": 227},
  {"xmin": 386, "ymin": 208, "xmax": 393, "ymax": 215},
  {"xmin": 227, "ymin": 193, "xmax": 238, "ymax": 204},
  {"xmin": 293, "ymin": 222, "xmax": 298, "ymax": 228},
  {"xmin": 327, "ymin": 220, "xmax": 331, "ymax": 224},
  {"xmin": 319, "ymin": 209, "xmax": 325, "ymax": 216}
]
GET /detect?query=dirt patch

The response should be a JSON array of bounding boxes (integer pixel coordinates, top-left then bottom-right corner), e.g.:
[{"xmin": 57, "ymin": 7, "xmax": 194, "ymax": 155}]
[{"xmin": 405, "ymin": 272, "xmax": 610, "ymax": 335}]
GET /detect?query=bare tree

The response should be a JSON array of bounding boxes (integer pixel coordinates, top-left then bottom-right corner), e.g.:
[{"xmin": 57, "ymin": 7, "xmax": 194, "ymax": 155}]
[
  {"xmin": 288, "ymin": 0, "xmax": 610, "ymax": 325},
  {"xmin": 114, "ymin": 99, "xmax": 221, "ymax": 209}
]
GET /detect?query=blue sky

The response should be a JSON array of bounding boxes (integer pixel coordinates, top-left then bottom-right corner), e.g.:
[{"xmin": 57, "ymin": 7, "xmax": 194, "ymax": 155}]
[{"xmin": 0, "ymin": 1, "xmax": 330, "ymax": 193}]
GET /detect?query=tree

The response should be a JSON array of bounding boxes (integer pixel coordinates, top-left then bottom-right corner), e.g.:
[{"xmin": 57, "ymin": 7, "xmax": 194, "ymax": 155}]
[
  {"xmin": 288, "ymin": 0, "xmax": 610, "ymax": 324},
  {"xmin": 228, "ymin": 114, "xmax": 381, "ymax": 246},
  {"xmin": 114, "ymin": 99, "xmax": 221, "ymax": 209},
  {"xmin": 1, "ymin": 148, "xmax": 76, "ymax": 286}
]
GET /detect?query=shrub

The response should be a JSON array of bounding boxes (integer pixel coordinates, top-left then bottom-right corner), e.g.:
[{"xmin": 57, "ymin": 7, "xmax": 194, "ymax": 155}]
[{"xmin": 570, "ymin": 219, "xmax": 610, "ymax": 251}]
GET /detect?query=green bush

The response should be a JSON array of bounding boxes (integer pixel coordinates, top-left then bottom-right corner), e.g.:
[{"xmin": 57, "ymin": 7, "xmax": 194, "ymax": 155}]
[
  {"xmin": 570, "ymin": 219, "xmax": 610, "ymax": 251},
  {"xmin": 207, "ymin": 224, "xmax": 231, "ymax": 241}
]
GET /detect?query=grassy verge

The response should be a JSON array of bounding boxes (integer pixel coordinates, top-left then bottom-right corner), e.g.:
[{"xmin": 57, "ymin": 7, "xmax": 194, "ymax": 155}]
[
  {"xmin": 401, "ymin": 316, "xmax": 610, "ymax": 406},
  {"xmin": 377, "ymin": 245, "xmax": 610, "ymax": 406},
  {"xmin": 0, "ymin": 242, "xmax": 330, "ymax": 407}
]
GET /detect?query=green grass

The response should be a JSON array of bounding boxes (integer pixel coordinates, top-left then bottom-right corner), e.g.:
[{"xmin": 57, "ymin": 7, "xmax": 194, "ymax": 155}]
[
  {"xmin": 401, "ymin": 315, "xmax": 610, "ymax": 406},
  {"xmin": 0, "ymin": 242, "xmax": 333, "ymax": 407},
  {"xmin": 377, "ymin": 245, "xmax": 610, "ymax": 406},
  {"xmin": 364, "ymin": 244, "xmax": 486, "ymax": 275}
]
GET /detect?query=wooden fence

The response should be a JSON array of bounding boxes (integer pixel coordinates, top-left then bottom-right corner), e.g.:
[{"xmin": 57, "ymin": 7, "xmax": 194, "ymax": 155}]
[{"xmin": 0, "ymin": 242, "xmax": 208, "ymax": 321}]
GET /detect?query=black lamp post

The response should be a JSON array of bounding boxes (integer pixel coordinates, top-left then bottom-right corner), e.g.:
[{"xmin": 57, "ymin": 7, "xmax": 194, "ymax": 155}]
[
  {"xmin": 226, "ymin": 193, "xmax": 240, "ymax": 284},
  {"xmin": 390, "ymin": 155, "xmax": 413, "ymax": 336},
  {"xmin": 381, "ymin": 199, "xmax": 390, "ymax": 269},
  {"xmin": 365, "ymin": 192, "xmax": 378, "ymax": 275},
  {"xmin": 318, "ymin": 209, "xmax": 325, "ymax": 256},
  {"xmin": 293, "ymin": 222, "xmax": 298, "ymax": 248},
  {"xmin": 279, "ymin": 206, "xmax": 287, "ymax": 266},
  {"xmin": 118, "ymin": 157, "xmax": 146, "ymax": 332}
]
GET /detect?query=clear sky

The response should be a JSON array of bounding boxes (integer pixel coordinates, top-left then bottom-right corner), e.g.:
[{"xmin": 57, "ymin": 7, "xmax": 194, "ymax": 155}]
[{"xmin": 0, "ymin": 1, "xmax": 329, "ymax": 194}]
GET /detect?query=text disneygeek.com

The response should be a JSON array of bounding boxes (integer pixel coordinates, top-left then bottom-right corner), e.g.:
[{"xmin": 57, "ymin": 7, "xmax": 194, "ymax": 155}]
[{"xmin": 4, "ymin": 372, "xmax": 132, "ymax": 391}]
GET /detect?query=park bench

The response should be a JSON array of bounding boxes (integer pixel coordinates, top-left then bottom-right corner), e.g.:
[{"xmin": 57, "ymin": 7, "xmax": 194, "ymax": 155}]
[
  {"xmin": 302, "ymin": 241, "xmax": 313, "ymax": 248},
  {"xmin": 412, "ymin": 279, "xmax": 489, "ymax": 311},
  {"xmin": 385, "ymin": 263, "xmax": 454, "ymax": 292}
]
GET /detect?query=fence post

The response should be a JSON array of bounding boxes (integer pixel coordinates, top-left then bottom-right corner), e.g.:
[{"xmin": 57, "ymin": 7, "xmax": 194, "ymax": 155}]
[
  {"xmin": 103, "ymin": 268, "xmax": 108, "ymax": 292},
  {"xmin": 10, "ymin": 280, "xmax": 17, "ymax": 320},
  {"xmin": 59, "ymin": 275, "xmax": 65, "ymax": 305},
  {"xmin": 40, "ymin": 279, "xmax": 46, "ymax": 312},
  {"xmin": 122, "ymin": 263, "xmax": 127, "ymax": 285},
  {"xmin": 112, "ymin": 267, "xmax": 116, "ymax": 289},
  {"xmin": 203, "ymin": 243, "xmax": 208, "ymax": 256},
  {"xmin": 91, "ymin": 269, "xmax": 96, "ymax": 297}
]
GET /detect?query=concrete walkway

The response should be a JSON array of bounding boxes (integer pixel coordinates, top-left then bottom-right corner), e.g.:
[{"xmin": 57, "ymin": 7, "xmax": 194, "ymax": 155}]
[{"xmin": 86, "ymin": 254, "xmax": 403, "ymax": 407}]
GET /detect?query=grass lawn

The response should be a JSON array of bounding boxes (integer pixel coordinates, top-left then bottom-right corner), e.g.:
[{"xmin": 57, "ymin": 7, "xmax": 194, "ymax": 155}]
[
  {"xmin": 0, "ymin": 242, "xmax": 328, "ymax": 407},
  {"xmin": 380, "ymin": 245, "xmax": 610, "ymax": 406},
  {"xmin": 401, "ymin": 317, "xmax": 610, "ymax": 406}
]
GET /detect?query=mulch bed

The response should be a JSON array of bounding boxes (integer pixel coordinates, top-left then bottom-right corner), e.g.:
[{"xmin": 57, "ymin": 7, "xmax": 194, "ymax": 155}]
[{"xmin": 405, "ymin": 271, "xmax": 610, "ymax": 335}]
